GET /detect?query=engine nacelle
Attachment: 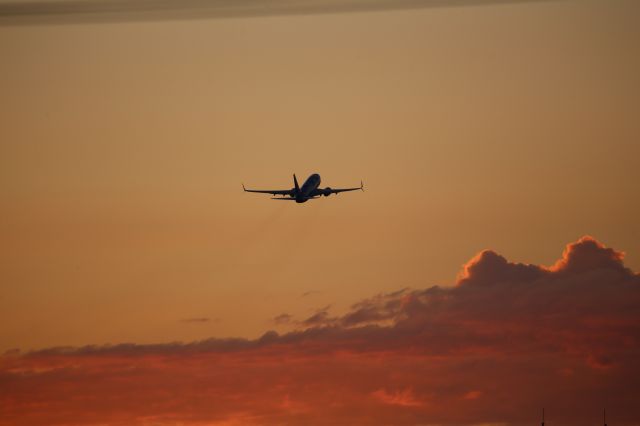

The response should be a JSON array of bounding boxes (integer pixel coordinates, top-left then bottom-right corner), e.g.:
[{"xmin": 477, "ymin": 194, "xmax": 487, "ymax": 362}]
[{"xmin": 323, "ymin": 187, "xmax": 332, "ymax": 197}]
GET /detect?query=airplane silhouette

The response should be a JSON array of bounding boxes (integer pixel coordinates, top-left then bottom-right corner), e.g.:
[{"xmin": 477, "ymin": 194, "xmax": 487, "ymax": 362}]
[{"xmin": 243, "ymin": 173, "xmax": 363, "ymax": 203}]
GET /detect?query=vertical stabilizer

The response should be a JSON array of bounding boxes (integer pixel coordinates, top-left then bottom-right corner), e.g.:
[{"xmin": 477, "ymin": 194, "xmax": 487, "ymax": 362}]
[{"xmin": 293, "ymin": 174, "xmax": 300, "ymax": 193}]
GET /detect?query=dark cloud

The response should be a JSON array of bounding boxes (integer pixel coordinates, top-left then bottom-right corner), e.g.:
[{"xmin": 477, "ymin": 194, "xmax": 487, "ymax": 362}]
[
  {"xmin": 180, "ymin": 317, "xmax": 211, "ymax": 323},
  {"xmin": 273, "ymin": 313, "xmax": 293, "ymax": 325},
  {"xmin": 1, "ymin": 236, "xmax": 638, "ymax": 426},
  {"xmin": 340, "ymin": 287, "xmax": 410, "ymax": 327},
  {"xmin": 301, "ymin": 309, "xmax": 335, "ymax": 327},
  {"xmin": 0, "ymin": 0, "xmax": 562, "ymax": 26}
]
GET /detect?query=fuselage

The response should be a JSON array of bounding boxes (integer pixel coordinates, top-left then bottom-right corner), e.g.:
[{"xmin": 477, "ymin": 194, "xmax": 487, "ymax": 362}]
[{"xmin": 296, "ymin": 173, "xmax": 321, "ymax": 203}]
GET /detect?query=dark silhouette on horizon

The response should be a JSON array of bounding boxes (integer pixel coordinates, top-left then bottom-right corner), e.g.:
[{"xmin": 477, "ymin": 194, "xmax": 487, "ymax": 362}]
[
  {"xmin": 539, "ymin": 407, "xmax": 611, "ymax": 426},
  {"xmin": 243, "ymin": 173, "xmax": 363, "ymax": 203}
]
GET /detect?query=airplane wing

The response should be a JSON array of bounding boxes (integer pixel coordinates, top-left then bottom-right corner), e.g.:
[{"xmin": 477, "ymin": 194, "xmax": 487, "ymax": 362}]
[
  {"xmin": 242, "ymin": 184, "xmax": 292, "ymax": 196},
  {"xmin": 271, "ymin": 196, "xmax": 320, "ymax": 200},
  {"xmin": 322, "ymin": 181, "xmax": 364, "ymax": 195}
]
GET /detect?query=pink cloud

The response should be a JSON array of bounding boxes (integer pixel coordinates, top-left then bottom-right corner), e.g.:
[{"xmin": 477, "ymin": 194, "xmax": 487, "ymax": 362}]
[
  {"xmin": 463, "ymin": 390, "xmax": 482, "ymax": 400},
  {"xmin": 372, "ymin": 388, "xmax": 424, "ymax": 407},
  {"xmin": 1, "ymin": 237, "xmax": 638, "ymax": 426}
]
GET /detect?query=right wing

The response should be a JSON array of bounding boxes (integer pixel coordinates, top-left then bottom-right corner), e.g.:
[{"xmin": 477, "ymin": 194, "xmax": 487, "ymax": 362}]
[
  {"xmin": 322, "ymin": 181, "xmax": 364, "ymax": 195},
  {"xmin": 242, "ymin": 184, "xmax": 292, "ymax": 196}
]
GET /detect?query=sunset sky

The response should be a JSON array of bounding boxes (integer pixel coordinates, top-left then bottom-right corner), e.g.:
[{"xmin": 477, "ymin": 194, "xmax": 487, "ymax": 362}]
[{"xmin": 1, "ymin": 0, "xmax": 639, "ymax": 425}]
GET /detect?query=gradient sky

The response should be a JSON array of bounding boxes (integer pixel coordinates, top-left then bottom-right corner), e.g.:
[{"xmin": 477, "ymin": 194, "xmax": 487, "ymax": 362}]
[{"xmin": 1, "ymin": 1, "xmax": 640, "ymax": 424}]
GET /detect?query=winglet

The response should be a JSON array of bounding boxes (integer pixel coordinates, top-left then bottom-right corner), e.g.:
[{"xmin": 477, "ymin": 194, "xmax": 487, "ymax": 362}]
[
  {"xmin": 242, "ymin": 183, "xmax": 246, "ymax": 191},
  {"xmin": 361, "ymin": 180, "xmax": 364, "ymax": 191}
]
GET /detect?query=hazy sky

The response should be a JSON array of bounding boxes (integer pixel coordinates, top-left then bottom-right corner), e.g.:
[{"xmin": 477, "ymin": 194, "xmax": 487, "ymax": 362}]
[
  {"xmin": 1, "ymin": 0, "xmax": 640, "ymax": 424},
  {"xmin": 1, "ymin": 0, "xmax": 639, "ymax": 352}
]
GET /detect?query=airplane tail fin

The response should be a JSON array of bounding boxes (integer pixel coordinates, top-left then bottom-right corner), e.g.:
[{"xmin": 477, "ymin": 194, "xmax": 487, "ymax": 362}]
[{"xmin": 293, "ymin": 174, "xmax": 300, "ymax": 193}]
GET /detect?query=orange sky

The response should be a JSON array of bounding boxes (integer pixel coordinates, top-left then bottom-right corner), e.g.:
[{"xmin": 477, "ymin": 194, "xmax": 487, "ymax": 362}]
[{"xmin": 1, "ymin": 1, "xmax": 640, "ymax": 424}]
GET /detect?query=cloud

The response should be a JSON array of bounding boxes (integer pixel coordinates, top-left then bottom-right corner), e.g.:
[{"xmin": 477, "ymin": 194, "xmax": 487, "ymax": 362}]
[
  {"xmin": 372, "ymin": 388, "xmax": 424, "ymax": 407},
  {"xmin": 300, "ymin": 307, "xmax": 336, "ymax": 327},
  {"xmin": 180, "ymin": 317, "xmax": 212, "ymax": 323},
  {"xmin": 549, "ymin": 236, "xmax": 629, "ymax": 275},
  {"xmin": 0, "ymin": 0, "xmax": 563, "ymax": 26},
  {"xmin": 273, "ymin": 313, "xmax": 293, "ymax": 325},
  {"xmin": 463, "ymin": 390, "xmax": 482, "ymax": 400},
  {"xmin": 1, "ymin": 236, "xmax": 638, "ymax": 426}
]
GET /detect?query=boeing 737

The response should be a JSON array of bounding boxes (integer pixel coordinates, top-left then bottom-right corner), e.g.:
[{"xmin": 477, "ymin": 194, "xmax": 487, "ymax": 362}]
[{"xmin": 243, "ymin": 174, "xmax": 363, "ymax": 203}]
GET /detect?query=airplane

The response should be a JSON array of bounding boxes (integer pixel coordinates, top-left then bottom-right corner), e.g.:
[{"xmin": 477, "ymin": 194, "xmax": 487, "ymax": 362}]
[{"xmin": 242, "ymin": 173, "xmax": 363, "ymax": 203}]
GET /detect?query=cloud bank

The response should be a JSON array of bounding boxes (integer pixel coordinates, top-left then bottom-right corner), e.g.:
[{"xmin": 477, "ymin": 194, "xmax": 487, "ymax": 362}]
[
  {"xmin": 0, "ymin": 0, "xmax": 561, "ymax": 26},
  {"xmin": 1, "ymin": 236, "xmax": 638, "ymax": 425}
]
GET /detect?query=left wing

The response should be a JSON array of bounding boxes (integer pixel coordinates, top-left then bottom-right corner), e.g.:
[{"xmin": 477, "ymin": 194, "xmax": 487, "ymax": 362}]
[{"xmin": 242, "ymin": 184, "xmax": 292, "ymax": 196}]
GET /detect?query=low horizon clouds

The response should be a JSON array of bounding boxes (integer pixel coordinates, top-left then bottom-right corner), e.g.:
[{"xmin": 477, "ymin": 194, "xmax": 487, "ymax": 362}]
[
  {"xmin": 0, "ymin": 0, "xmax": 562, "ymax": 25},
  {"xmin": 1, "ymin": 236, "xmax": 638, "ymax": 425}
]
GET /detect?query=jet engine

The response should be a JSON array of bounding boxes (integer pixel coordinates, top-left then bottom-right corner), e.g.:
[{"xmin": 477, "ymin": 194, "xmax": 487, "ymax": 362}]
[{"xmin": 323, "ymin": 187, "xmax": 332, "ymax": 196}]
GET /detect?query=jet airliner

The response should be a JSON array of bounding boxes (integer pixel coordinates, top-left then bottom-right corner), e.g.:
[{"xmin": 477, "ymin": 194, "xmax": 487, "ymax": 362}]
[{"xmin": 243, "ymin": 174, "xmax": 363, "ymax": 203}]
